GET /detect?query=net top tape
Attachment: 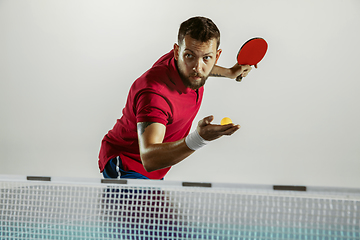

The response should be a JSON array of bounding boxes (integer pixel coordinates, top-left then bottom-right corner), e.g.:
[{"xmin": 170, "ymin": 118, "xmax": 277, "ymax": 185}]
[{"xmin": 1, "ymin": 174, "xmax": 360, "ymax": 200}]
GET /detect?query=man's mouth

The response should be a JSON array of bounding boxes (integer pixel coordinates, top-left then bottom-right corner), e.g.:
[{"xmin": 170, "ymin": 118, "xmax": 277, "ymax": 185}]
[{"xmin": 190, "ymin": 73, "xmax": 202, "ymax": 80}]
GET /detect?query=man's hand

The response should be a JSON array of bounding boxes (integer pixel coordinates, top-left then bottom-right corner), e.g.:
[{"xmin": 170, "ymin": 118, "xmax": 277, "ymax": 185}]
[
  {"xmin": 229, "ymin": 63, "xmax": 256, "ymax": 79},
  {"xmin": 210, "ymin": 64, "xmax": 256, "ymax": 80},
  {"xmin": 197, "ymin": 115, "xmax": 240, "ymax": 141}
]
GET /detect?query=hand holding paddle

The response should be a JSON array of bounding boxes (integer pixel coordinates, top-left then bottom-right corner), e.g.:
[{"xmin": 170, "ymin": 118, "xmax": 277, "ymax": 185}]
[{"xmin": 236, "ymin": 37, "xmax": 268, "ymax": 82}]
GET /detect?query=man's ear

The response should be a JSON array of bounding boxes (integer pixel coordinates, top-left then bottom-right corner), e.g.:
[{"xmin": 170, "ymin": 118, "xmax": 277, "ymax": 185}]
[
  {"xmin": 173, "ymin": 43, "xmax": 180, "ymax": 61},
  {"xmin": 215, "ymin": 49, "xmax": 222, "ymax": 64}
]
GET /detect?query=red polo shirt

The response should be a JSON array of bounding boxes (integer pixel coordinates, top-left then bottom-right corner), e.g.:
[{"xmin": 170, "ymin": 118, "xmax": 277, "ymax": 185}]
[{"xmin": 98, "ymin": 50, "xmax": 204, "ymax": 179}]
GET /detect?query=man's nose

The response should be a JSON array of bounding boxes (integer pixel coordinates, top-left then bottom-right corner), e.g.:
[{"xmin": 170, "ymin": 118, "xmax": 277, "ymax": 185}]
[{"xmin": 193, "ymin": 59, "xmax": 203, "ymax": 72}]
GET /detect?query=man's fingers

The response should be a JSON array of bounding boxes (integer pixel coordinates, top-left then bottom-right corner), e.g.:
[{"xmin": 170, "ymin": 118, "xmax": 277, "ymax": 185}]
[
  {"xmin": 240, "ymin": 65, "xmax": 252, "ymax": 78},
  {"xmin": 217, "ymin": 124, "xmax": 240, "ymax": 135},
  {"xmin": 211, "ymin": 124, "xmax": 240, "ymax": 135}
]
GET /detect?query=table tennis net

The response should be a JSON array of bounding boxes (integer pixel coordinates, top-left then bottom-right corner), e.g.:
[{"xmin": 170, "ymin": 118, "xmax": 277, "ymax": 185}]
[{"xmin": 1, "ymin": 176, "xmax": 360, "ymax": 239}]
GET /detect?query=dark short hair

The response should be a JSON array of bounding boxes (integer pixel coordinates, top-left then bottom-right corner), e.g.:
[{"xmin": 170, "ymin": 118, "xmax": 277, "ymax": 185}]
[{"xmin": 178, "ymin": 16, "xmax": 220, "ymax": 49}]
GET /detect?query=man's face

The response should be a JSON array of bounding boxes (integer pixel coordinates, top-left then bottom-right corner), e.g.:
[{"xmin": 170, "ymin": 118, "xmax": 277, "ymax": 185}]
[{"xmin": 174, "ymin": 35, "xmax": 222, "ymax": 90}]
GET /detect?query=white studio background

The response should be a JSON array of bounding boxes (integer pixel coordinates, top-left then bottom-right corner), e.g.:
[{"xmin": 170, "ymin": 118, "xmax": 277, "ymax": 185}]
[{"xmin": 1, "ymin": 0, "xmax": 359, "ymax": 188}]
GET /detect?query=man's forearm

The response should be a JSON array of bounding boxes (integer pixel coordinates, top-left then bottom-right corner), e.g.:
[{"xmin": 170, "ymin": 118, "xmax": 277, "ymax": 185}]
[
  {"xmin": 210, "ymin": 65, "xmax": 231, "ymax": 78},
  {"xmin": 210, "ymin": 64, "xmax": 251, "ymax": 79},
  {"xmin": 137, "ymin": 122, "xmax": 195, "ymax": 172},
  {"xmin": 139, "ymin": 139, "xmax": 194, "ymax": 172}
]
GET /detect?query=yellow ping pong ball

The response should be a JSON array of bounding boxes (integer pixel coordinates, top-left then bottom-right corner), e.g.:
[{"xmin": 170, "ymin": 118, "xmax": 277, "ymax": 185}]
[{"xmin": 221, "ymin": 117, "xmax": 233, "ymax": 125}]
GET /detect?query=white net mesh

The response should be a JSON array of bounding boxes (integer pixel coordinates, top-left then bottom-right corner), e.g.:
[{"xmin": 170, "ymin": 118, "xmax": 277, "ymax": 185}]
[{"xmin": 1, "ymin": 176, "xmax": 359, "ymax": 240}]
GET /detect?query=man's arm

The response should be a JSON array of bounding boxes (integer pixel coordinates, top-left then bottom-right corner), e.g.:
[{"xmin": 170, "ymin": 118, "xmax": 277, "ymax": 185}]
[
  {"xmin": 137, "ymin": 122, "xmax": 194, "ymax": 172},
  {"xmin": 137, "ymin": 116, "xmax": 240, "ymax": 172},
  {"xmin": 210, "ymin": 63, "xmax": 255, "ymax": 79}
]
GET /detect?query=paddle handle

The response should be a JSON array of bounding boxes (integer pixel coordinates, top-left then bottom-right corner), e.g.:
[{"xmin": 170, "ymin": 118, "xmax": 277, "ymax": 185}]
[{"xmin": 236, "ymin": 75, "xmax": 243, "ymax": 82}]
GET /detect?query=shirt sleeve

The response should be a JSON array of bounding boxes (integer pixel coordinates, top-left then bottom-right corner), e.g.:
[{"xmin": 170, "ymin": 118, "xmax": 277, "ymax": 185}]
[{"xmin": 135, "ymin": 90, "xmax": 172, "ymax": 126}]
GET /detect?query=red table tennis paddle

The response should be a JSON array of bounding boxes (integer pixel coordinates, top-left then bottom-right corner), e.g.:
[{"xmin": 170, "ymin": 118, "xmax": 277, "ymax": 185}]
[{"xmin": 236, "ymin": 37, "xmax": 268, "ymax": 82}]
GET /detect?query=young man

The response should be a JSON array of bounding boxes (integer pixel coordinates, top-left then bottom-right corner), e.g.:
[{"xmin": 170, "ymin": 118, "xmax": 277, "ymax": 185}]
[{"xmin": 98, "ymin": 17, "xmax": 253, "ymax": 180}]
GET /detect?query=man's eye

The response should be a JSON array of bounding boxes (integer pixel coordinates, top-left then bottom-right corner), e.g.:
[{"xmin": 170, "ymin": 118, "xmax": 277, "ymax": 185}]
[
  {"xmin": 185, "ymin": 54, "xmax": 193, "ymax": 58},
  {"xmin": 204, "ymin": 56, "xmax": 211, "ymax": 61}
]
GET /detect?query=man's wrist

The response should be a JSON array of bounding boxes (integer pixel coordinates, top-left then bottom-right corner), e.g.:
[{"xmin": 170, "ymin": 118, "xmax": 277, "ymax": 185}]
[{"xmin": 185, "ymin": 130, "xmax": 209, "ymax": 151}]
